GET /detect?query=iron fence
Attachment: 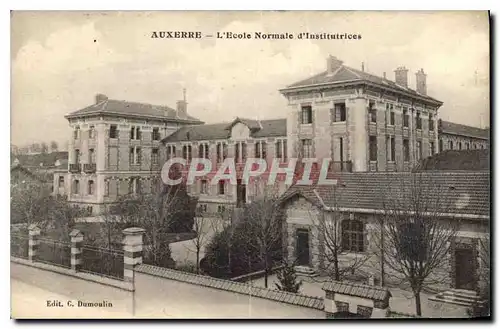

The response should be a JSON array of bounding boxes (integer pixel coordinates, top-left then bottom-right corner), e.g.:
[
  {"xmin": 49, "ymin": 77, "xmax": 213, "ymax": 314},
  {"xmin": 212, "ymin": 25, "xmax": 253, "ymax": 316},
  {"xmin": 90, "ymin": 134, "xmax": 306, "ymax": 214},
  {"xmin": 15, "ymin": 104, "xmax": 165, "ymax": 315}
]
[
  {"xmin": 11, "ymin": 234, "xmax": 29, "ymax": 259},
  {"xmin": 37, "ymin": 237, "xmax": 72, "ymax": 268},
  {"xmin": 81, "ymin": 244, "xmax": 124, "ymax": 280}
]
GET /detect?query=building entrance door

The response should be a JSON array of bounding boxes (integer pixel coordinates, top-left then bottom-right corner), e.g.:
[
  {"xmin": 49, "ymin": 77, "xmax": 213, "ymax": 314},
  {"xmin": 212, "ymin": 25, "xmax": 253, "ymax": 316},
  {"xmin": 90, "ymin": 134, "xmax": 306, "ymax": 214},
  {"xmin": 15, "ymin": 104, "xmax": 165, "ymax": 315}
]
[
  {"xmin": 455, "ymin": 248, "xmax": 477, "ymax": 290},
  {"xmin": 296, "ymin": 229, "xmax": 310, "ymax": 266}
]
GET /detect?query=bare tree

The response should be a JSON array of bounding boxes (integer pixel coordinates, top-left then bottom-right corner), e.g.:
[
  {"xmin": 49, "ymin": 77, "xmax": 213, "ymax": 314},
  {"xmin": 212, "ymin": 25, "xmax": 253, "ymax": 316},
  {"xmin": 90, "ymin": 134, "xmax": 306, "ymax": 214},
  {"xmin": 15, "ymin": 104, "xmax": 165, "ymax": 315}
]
[
  {"xmin": 50, "ymin": 141, "xmax": 59, "ymax": 152},
  {"xmin": 236, "ymin": 187, "xmax": 285, "ymax": 288},
  {"xmin": 376, "ymin": 173, "xmax": 461, "ymax": 317},
  {"xmin": 184, "ymin": 211, "xmax": 212, "ymax": 274},
  {"xmin": 40, "ymin": 142, "xmax": 49, "ymax": 154},
  {"xmin": 308, "ymin": 187, "xmax": 370, "ymax": 282}
]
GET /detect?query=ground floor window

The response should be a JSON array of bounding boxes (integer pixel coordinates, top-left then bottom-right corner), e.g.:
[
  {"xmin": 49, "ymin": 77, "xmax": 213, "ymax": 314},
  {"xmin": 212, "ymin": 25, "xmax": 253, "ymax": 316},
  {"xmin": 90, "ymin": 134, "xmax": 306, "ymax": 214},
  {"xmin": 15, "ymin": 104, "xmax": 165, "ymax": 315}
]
[{"xmin": 341, "ymin": 220, "xmax": 365, "ymax": 252}]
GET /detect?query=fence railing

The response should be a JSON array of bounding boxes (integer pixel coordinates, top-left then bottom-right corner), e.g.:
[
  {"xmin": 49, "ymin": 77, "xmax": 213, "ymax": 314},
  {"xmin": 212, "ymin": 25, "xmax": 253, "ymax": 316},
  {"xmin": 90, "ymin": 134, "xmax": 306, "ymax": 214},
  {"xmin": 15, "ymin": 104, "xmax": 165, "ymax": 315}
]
[
  {"xmin": 37, "ymin": 237, "xmax": 71, "ymax": 268},
  {"xmin": 11, "ymin": 234, "xmax": 29, "ymax": 259},
  {"xmin": 80, "ymin": 244, "xmax": 124, "ymax": 280}
]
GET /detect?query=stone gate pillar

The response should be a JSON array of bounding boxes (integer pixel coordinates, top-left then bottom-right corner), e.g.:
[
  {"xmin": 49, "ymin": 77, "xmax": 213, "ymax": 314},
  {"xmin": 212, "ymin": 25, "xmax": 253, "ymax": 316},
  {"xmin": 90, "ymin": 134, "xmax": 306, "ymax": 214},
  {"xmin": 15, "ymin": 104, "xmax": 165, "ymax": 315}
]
[
  {"xmin": 122, "ymin": 227, "xmax": 145, "ymax": 282},
  {"xmin": 28, "ymin": 224, "xmax": 41, "ymax": 262},
  {"xmin": 69, "ymin": 229, "xmax": 84, "ymax": 272}
]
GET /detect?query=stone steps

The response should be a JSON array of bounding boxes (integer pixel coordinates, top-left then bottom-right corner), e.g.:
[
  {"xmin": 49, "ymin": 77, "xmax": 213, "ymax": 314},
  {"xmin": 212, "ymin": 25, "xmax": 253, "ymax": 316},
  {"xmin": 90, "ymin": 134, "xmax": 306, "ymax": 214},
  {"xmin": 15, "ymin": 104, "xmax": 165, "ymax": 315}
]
[{"xmin": 429, "ymin": 289, "xmax": 482, "ymax": 308}]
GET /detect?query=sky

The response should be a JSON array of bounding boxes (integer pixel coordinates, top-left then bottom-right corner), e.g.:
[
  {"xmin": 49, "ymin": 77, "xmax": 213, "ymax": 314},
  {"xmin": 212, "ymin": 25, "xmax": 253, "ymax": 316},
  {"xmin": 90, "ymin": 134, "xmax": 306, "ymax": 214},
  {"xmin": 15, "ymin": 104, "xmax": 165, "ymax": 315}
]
[{"xmin": 11, "ymin": 11, "xmax": 490, "ymax": 149}]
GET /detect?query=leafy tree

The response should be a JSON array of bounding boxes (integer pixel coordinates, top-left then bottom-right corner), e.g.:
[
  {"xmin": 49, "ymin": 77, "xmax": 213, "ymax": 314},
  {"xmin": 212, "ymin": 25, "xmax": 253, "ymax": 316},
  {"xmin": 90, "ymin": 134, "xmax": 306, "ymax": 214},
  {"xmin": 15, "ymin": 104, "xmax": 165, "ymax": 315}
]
[{"xmin": 50, "ymin": 141, "xmax": 59, "ymax": 152}]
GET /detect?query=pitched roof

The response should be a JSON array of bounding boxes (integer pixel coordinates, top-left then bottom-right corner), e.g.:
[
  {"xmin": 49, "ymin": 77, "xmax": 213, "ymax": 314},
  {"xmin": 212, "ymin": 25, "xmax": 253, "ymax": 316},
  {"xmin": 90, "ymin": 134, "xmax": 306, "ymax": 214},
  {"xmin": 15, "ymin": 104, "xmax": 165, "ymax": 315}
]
[
  {"xmin": 322, "ymin": 281, "xmax": 391, "ymax": 301},
  {"xmin": 439, "ymin": 120, "xmax": 490, "ymax": 139},
  {"xmin": 282, "ymin": 65, "xmax": 442, "ymax": 105},
  {"xmin": 65, "ymin": 98, "xmax": 203, "ymax": 123},
  {"xmin": 281, "ymin": 172, "xmax": 490, "ymax": 217},
  {"xmin": 162, "ymin": 118, "xmax": 287, "ymax": 143},
  {"xmin": 11, "ymin": 164, "xmax": 49, "ymax": 183},
  {"xmin": 12, "ymin": 151, "xmax": 68, "ymax": 169},
  {"xmin": 413, "ymin": 150, "xmax": 490, "ymax": 172}
]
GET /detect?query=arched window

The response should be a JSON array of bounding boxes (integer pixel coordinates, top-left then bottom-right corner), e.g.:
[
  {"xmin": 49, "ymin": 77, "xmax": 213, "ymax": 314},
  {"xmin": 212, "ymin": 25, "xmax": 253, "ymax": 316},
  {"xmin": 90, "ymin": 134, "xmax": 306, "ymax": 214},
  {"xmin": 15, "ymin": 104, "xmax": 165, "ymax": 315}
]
[{"xmin": 341, "ymin": 219, "xmax": 365, "ymax": 252}]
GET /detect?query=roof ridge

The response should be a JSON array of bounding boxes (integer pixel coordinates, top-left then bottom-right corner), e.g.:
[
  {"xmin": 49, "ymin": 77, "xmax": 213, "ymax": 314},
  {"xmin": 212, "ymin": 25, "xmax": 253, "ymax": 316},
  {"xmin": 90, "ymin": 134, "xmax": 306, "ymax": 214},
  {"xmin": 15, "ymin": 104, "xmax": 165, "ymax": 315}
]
[{"xmin": 342, "ymin": 66, "xmax": 362, "ymax": 79}]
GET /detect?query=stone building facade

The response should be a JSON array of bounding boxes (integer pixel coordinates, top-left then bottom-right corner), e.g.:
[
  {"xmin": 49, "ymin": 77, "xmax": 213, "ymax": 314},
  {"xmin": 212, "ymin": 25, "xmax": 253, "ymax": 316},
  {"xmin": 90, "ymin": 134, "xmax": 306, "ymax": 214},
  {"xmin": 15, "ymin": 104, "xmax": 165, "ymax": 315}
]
[
  {"xmin": 279, "ymin": 56, "xmax": 489, "ymax": 173},
  {"xmin": 438, "ymin": 119, "xmax": 489, "ymax": 152},
  {"xmin": 280, "ymin": 171, "xmax": 490, "ymax": 294},
  {"xmin": 56, "ymin": 92, "xmax": 203, "ymax": 215},
  {"xmin": 161, "ymin": 118, "xmax": 289, "ymax": 216}
]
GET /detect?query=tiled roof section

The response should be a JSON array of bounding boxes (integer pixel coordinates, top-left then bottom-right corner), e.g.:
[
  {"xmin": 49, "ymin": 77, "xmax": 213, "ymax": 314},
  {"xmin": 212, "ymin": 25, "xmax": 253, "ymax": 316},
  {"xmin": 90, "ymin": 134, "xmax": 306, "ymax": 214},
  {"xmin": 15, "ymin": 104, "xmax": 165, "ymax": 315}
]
[
  {"xmin": 162, "ymin": 118, "xmax": 287, "ymax": 143},
  {"xmin": 284, "ymin": 65, "xmax": 442, "ymax": 104},
  {"xmin": 413, "ymin": 150, "xmax": 490, "ymax": 172},
  {"xmin": 281, "ymin": 172, "xmax": 490, "ymax": 217},
  {"xmin": 439, "ymin": 120, "xmax": 490, "ymax": 139},
  {"xmin": 12, "ymin": 151, "xmax": 68, "ymax": 168},
  {"xmin": 226, "ymin": 117, "xmax": 262, "ymax": 131},
  {"xmin": 135, "ymin": 264, "xmax": 324, "ymax": 310},
  {"xmin": 323, "ymin": 281, "xmax": 391, "ymax": 301},
  {"xmin": 65, "ymin": 99, "xmax": 202, "ymax": 122},
  {"xmin": 11, "ymin": 164, "xmax": 49, "ymax": 183}
]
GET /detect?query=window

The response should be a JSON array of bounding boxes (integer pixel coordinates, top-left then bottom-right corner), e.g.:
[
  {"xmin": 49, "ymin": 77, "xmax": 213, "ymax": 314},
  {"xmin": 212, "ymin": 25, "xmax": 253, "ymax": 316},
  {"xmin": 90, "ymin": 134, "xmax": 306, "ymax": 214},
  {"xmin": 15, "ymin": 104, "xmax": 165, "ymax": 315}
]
[
  {"xmin": 439, "ymin": 139, "xmax": 443, "ymax": 152},
  {"xmin": 276, "ymin": 139, "xmax": 287, "ymax": 162},
  {"xmin": 429, "ymin": 114, "xmax": 434, "ymax": 131},
  {"xmin": 109, "ymin": 125, "xmax": 118, "ymax": 139},
  {"xmin": 166, "ymin": 145, "xmax": 176, "ymax": 159},
  {"xmin": 430, "ymin": 141, "xmax": 435, "ymax": 155},
  {"xmin": 88, "ymin": 180, "xmax": 95, "ymax": 195},
  {"xmin": 216, "ymin": 142, "xmax": 228, "ymax": 163},
  {"xmin": 104, "ymin": 180, "xmax": 109, "ymax": 197},
  {"xmin": 200, "ymin": 179, "xmax": 208, "ymax": 194},
  {"xmin": 197, "ymin": 204, "xmax": 208, "ymax": 213},
  {"xmin": 403, "ymin": 139, "xmax": 410, "ymax": 162},
  {"xmin": 130, "ymin": 147, "xmax": 142, "ymax": 165},
  {"xmin": 72, "ymin": 180, "xmax": 80, "ymax": 195},
  {"xmin": 416, "ymin": 112, "xmax": 422, "ymax": 130},
  {"xmin": 218, "ymin": 180, "xmax": 225, "ymax": 195},
  {"xmin": 152, "ymin": 128, "xmax": 160, "ymax": 141},
  {"xmin": 369, "ymin": 101, "xmax": 377, "ymax": 123},
  {"xmin": 129, "ymin": 177, "xmax": 141, "ymax": 194},
  {"xmin": 217, "ymin": 205, "xmax": 226, "ymax": 213},
  {"xmin": 387, "ymin": 136, "xmax": 395, "ymax": 162},
  {"xmin": 74, "ymin": 126, "xmax": 80, "ymax": 140},
  {"xmin": 341, "ymin": 219, "xmax": 365, "ymax": 252},
  {"xmin": 331, "ymin": 103, "xmax": 346, "ymax": 122},
  {"xmin": 198, "ymin": 143, "xmax": 209, "ymax": 159},
  {"xmin": 58, "ymin": 176, "xmax": 64, "ymax": 188},
  {"xmin": 300, "ymin": 139, "xmax": 313, "ymax": 158},
  {"xmin": 75, "ymin": 149, "xmax": 81, "ymax": 164},
  {"xmin": 459, "ymin": 142, "xmax": 463, "ymax": 150},
  {"xmin": 403, "ymin": 108, "xmax": 409, "ymax": 127},
  {"xmin": 89, "ymin": 148, "xmax": 95, "ymax": 164},
  {"xmin": 389, "ymin": 111, "xmax": 395, "ymax": 126},
  {"xmin": 369, "ymin": 136, "xmax": 377, "ymax": 161},
  {"xmin": 449, "ymin": 141, "xmax": 453, "ymax": 150},
  {"xmin": 182, "ymin": 145, "xmax": 192, "ymax": 161},
  {"xmin": 255, "ymin": 141, "xmax": 267, "ymax": 159},
  {"xmin": 152, "ymin": 148, "xmax": 159, "ymax": 165},
  {"xmin": 301, "ymin": 105, "xmax": 313, "ymax": 124},
  {"xmin": 466, "ymin": 142, "xmax": 470, "ymax": 150},
  {"xmin": 89, "ymin": 125, "xmax": 95, "ymax": 139},
  {"xmin": 130, "ymin": 126, "xmax": 142, "ymax": 140},
  {"xmin": 416, "ymin": 141, "xmax": 422, "ymax": 161},
  {"xmin": 235, "ymin": 142, "xmax": 247, "ymax": 163}
]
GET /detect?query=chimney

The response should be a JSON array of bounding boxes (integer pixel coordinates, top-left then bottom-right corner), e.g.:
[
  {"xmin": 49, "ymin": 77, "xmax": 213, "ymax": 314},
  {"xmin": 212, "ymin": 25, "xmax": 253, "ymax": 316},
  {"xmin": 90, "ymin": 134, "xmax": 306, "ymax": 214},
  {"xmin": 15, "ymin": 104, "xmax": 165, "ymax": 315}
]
[
  {"xmin": 361, "ymin": 62, "xmax": 365, "ymax": 72},
  {"xmin": 394, "ymin": 67, "xmax": 409, "ymax": 88},
  {"xmin": 95, "ymin": 94, "xmax": 108, "ymax": 104},
  {"xmin": 415, "ymin": 68, "xmax": 427, "ymax": 95},
  {"xmin": 176, "ymin": 88, "xmax": 188, "ymax": 118},
  {"xmin": 326, "ymin": 55, "xmax": 343, "ymax": 74}
]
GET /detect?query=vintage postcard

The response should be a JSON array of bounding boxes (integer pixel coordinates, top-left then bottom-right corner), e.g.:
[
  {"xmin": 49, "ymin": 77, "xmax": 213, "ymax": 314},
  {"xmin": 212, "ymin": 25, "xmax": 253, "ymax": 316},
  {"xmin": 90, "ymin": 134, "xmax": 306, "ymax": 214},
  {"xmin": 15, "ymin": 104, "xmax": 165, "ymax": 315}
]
[{"xmin": 10, "ymin": 11, "xmax": 490, "ymax": 319}]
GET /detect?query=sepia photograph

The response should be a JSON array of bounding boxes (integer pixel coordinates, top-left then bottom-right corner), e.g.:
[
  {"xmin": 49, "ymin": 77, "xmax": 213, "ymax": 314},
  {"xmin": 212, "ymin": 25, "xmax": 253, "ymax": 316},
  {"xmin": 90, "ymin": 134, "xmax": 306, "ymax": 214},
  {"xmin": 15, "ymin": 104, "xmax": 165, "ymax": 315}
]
[{"xmin": 9, "ymin": 10, "xmax": 491, "ymax": 319}]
